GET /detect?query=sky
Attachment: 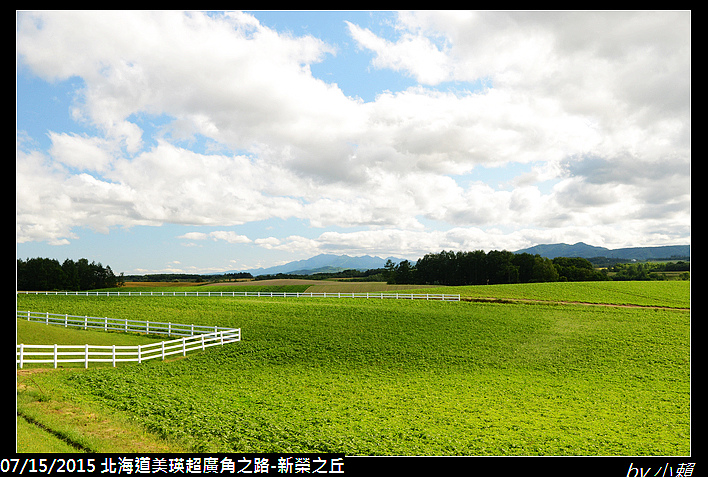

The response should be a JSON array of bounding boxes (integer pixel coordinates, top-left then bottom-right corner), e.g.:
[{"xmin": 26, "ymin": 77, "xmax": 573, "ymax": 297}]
[{"xmin": 16, "ymin": 10, "xmax": 691, "ymax": 275}]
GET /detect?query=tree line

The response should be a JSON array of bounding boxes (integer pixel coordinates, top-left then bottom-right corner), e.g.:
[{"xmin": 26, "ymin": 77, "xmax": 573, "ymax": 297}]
[
  {"xmin": 254, "ymin": 268, "xmax": 388, "ymax": 282},
  {"xmin": 384, "ymin": 250, "xmax": 691, "ymax": 286},
  {"xmin": 17, "ymin": 257, "xmax": 122, "ymax": 291},
  {"xmin": 122, "ymin": 272, "xmax": 254, "ymax": 282},
  {"xmin": 608, "ymin": 261, "xmax": 690, "ymax": 281},
  {"xmin": 17, "ymin": 252, "xmax": 689, "ymax": 292}
]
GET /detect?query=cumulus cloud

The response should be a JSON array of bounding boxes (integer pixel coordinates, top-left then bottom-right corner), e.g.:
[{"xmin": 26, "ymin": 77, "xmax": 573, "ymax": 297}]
[
  {"xmin": 178, "ymin": 231, "xmax": 251, "ymax": 244},
  {"xmin": 16, "ymin": 10, "xmax": 690, "ymax": 261},
  {"xmin": 47, "ymin": 132, "xmax": 117, "ymax": 172},
  {"xmin": 248, "ymin": 225, "xmax": 623, "ymax": 260},
  {"xmin": 346, "ymin": 20, "xmax": 451, "ymax": 85}
]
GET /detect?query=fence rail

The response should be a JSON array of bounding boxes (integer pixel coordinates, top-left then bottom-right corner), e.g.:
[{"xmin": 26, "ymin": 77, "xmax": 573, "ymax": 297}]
[
  {"xmin": 16, "ymin": 310, "xmax": 240, "ymax": 369},
  {"xmin": 17, "ymin": 290, "xmax": 461, "ymax": 301}
]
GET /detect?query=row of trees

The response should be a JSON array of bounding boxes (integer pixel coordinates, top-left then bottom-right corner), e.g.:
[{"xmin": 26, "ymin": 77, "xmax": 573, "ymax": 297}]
[
  {"xmin": 17, "ymin": 252, "xmax": 690, "ymax": 292},
  {"xmin": 254, "ymin": 268, "xmax": 388, "ymax": 282},
  {"xmin": 385, "ymin": 250, "xmax": 609, "ymax": 286},
  {"xmin": 122, "ymin": 272, "xmax": 254, "ymax": 282},
  {"xmin": 609, "ymin": 261, "xmax": 690, "ymax": 281},
  {"xmin": 17, "ymin": 257, "xmax": 122, "ymax": 291}
]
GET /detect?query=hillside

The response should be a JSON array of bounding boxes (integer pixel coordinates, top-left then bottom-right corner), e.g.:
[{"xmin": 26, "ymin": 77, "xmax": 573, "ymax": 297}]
[{"xmin": 17, "ymin": 286, "xmax": 690, "ymax": 456}]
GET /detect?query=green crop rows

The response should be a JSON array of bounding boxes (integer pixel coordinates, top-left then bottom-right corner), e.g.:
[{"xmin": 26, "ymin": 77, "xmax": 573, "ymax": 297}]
[
  {"xmin": 419, "ymin": 281, "xmax": 691, "ymax": 308},
  {"xmin": 16, "ymin": 281, "xmax": 690, "ymax": 455}
]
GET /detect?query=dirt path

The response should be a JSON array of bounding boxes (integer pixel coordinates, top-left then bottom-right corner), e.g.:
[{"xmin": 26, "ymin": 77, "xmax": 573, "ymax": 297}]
[{"xmin": 461, "ymin": 296, "xmax": 690, "ymax": 311}]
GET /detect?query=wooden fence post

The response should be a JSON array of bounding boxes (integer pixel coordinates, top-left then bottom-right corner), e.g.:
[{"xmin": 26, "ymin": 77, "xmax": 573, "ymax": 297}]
[{"xmin": 53, "ymin": 344, "xmax": 57, "ymax": 369}]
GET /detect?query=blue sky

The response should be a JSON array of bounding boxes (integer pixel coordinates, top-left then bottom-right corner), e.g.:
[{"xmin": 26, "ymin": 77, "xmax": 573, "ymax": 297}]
[{"xmin": 16, "ymin": 11, "xmax": 691, "ymax": 275}]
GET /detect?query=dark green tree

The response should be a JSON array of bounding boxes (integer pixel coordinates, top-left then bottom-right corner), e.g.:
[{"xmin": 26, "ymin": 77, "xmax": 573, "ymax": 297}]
[
  {"xmin": 393, "ymin": 260, "xmax": 415, "ymax": 284},
  {"xmin": 17, "ymin": 257, "xmax": 119, "ymax": 291},
  {"xmin": 552, "ymin": 257, "xmax": 607, "ymax": 281},
  {"xmin": 62, "ymin": 258, "xmax": 79, "ymax": 290},
  {"xmin": 384, "ymin": 259, "xmax": 397, "ymax": 284},
  {"xmin": 485, "ymin": 250, "xmax": 519, "ymax": 284},
  {"xmin": 530, "ymin": 255, "xmax": 559, "ymax": 282}
]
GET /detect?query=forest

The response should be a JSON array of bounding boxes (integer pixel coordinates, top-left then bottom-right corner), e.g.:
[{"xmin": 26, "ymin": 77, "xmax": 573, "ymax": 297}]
[
  {"xmin": 17, "ymin": 257, "xmax": 121, "ymax": 291},
  {"xmin": 386, "ymin": 250, "xmax": 576, "ymax": 285},
  {"xmin": 385, "ymin": 250, "xmax": 689, "ymax": 285}
]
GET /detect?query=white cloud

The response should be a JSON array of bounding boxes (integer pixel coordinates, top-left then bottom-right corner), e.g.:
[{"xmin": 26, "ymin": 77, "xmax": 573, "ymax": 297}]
[
  {"xmin": 207, "ymin": 231, "xmax": 252, "ymax": 244},
  {"xmin": 346, "ymin": 20, "xmax": 451, "ymax": 85},
  {"xmin": 48, "ymin": 132, "xmax": 116, "ymax": 172},
  {"xmin": 16, "ymin": 11, "xmax": 690, "ymax": 263},
  {"xmin": 351, "ymin": 11, "xmax": 690, "ymax": 165},
  {"xmin": 16, "ymin": 142, "xmax": 141, "ymax": 242},
  {"xmin": 250, "ymin": 219, "xmax": 689, "ymax": 261},
  {"xmin": 254, "ymin": 237, "xmax": 282, "ymax": 249},
  {"xmin": 178, "ymin": 231, "xmax": 251, "ymax": 244}
]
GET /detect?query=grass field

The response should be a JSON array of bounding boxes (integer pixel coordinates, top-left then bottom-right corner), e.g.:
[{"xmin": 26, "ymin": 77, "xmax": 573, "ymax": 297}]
[
  {"xmin": 427, "ymin": 280, "xmax": 691, "ymax": 308},
  {"xmin": 16, "ymin": 280, "xmax": 690, "ymax": 455},
  {"xmin": 115, "ymin": 279, "xmax": 441, "ymax": 294}
]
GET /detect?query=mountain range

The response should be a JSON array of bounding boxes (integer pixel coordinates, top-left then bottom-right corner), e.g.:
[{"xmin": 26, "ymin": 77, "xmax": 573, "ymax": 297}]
[
  {"xmin": 236, "ymin": 243, "xmax": 690, "ymax": 276},
  {"xmin": 237, "ymin": 254, "xmax": 411, "ymax": 276},
  {"xmin": 514, "ymin": 242, "xmax": 690, "ymax": 260}
]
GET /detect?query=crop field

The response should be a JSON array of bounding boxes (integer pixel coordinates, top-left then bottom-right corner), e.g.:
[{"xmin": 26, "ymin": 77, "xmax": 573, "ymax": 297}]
[
  {"xmin": 16, "ymin": 281, "xmax": 690, "ymax": 455},
  {"xmin": 414, "ymin": 281, "xmax": 691, "ymax": 308},
  {"xmin": 119, "ymin": 279, "xmax": 440, "ymax": 294}
]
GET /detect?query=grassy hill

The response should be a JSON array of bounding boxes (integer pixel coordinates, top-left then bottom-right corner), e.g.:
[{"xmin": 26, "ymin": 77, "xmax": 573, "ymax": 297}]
[{"xmin": 16, "ymin": 281, "xmax": 690, "ymax": 456}]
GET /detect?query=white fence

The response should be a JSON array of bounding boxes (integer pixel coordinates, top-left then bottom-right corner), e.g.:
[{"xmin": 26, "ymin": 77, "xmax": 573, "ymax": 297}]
[
  {"xmin": 16, "ymin": 310, "xmax": 240, "ymax": 369},
  {"xmin": 17, "ymin": 290, "xmax": 461, "ymax": 301}
]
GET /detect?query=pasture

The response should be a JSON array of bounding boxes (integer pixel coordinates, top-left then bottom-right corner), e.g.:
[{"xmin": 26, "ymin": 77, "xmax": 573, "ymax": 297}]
[{"xmin": 16, "ymin": 281, "xmax": 690, "ymax": 455}]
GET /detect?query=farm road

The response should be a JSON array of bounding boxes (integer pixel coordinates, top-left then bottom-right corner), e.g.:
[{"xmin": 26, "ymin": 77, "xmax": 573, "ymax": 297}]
[{"xmin": 461, "ymin": 296, "xmax": 690, "ymax": 311}]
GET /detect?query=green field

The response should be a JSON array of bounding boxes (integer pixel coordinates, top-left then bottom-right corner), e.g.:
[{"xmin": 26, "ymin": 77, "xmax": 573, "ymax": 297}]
[{"xmin": 16, "ymin": 281, "xmax": 690, "ymax": 455}]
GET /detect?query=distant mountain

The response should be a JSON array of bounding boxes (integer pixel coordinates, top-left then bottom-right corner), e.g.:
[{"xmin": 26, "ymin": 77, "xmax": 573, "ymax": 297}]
[
  {"xmin": 236, "ymin": 254, "xmax": 412, "ymax": 276},
  {"xmin": 232, "ymin": 244, "xmax": 689, "ymax": 277},
  {"xmin": 514, "ymin": 242, "xmax": 690, "ymax": 260}
]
